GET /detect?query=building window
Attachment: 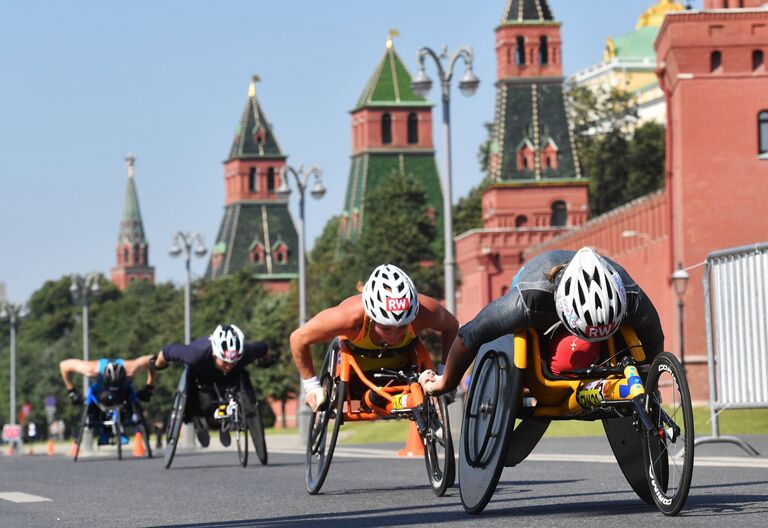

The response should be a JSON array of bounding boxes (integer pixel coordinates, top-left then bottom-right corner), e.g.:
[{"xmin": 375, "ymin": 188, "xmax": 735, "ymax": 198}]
[
  {"xmin": 522, "ymin": 157, "xmax": 528, "ymax": 169},
  {"xmin": 267, "ymin": 167, "xmax": 275, "ymax": 192},
  {"xmin": 515, "ymin": 36, "xmax": 526, "ymax": 65},
  {"xmin": 539, "ymin": 36, "xmax": 549, "ymax": 65},
  {"xmin": 753, "ymin": 50, "xmax": 764, "ymax": 71},
  {"xmin": 550, "ymin": 200, "xmax": 567, "ymax": 227},
  {"xmin": 759, "ymin": 111, "xmax": 768, "ymax": 155},
  {"xmin": 381, "ymin": 113, "xmax": 392, "ymax": 144},
  {"xmin": 515, "ymin": 215, "xmax": 528, "ymax": 227},
  {"xmin": 711, "ymin": 50, "xmax": 722, "ymax": 72},
  {"xmin": 249, "ymin": 168, "xmax": 258, "ymax": 192},
  {"xmin": 407, "ymin": 113, "xmax": 418, "ymax": 144},
  {"xmin": 123, "ymin": 247, "xmax": 129, "ymax": 264}
]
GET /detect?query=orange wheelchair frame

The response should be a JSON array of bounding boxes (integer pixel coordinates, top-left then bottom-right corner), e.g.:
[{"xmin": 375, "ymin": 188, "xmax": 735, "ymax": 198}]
[
  {"xmin": 305, "ymin": 337, "xmax": 456, "ymax": 497},
  {"xmin": 460, "ymin": 324, "xmax": 694, "ymax": 517}
]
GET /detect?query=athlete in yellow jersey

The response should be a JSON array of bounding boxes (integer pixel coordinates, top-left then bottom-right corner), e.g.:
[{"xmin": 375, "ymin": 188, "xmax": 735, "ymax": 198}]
[{"xmin": 290, "ymin": 264, "xmax": 459, "ymax": 412}]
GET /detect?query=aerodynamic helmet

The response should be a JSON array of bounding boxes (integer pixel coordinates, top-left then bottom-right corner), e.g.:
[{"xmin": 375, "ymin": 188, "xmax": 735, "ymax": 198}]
[{"xmin": 362, "ymin": 264, "xmax": 419, "ymax": 327}]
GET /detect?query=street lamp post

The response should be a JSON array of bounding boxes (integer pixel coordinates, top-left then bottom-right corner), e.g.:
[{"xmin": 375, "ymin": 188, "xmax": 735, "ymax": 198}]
[
  {"xmin": 411, "ymin": 44, "xmax": 479, "ymax": 315},
  {"xmin": 169, "ymin": 232, "xmax": 208, "ymax": 345},
  {"xmin": 70, "ymin": 273, "xmax": 101, "ymax": 395},
  {"xmin": 1, "ymin": 301, "xmax": 27, "ymax": 454},
  {"xmin": 671, "ymin": 262, "xmax": 690, "ymax": 371},
  {"xmin": 277, "ymin": 164, "xmax": 326, "ymax": 439}
]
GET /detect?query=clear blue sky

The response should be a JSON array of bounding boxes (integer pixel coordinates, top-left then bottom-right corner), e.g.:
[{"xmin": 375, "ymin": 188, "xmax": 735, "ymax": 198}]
[{"xmin": 0, "ymin": 1, "xmax": 702, "ymax": 303}]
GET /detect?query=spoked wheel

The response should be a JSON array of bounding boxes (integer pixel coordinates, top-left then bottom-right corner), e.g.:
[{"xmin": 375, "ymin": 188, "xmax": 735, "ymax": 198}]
[
  {"xmin": 164, "ymin": 389, "xmax": 187, "ymax": 469},
  {"xmin": 235, "ymin": 394, "xmax": 249, "ymax": 468},
  {"xmin": 247, "ymin": 401, "xmax": 268, "ymax": 465},
  {"xmin": 421, "ymin": 394, "xmax": 455, "ymax": 496},
  {"xmin": 460, "ymin": 349, "xmax": 521, "ymax": 514},
  {"xmin": 642, "ymin": 352, "xmax": 694, "ymax": 516},
  {"xmin": 73, "ymin": 405, "xmax": 89, "ymax": 462},
  {"xmin": 306, "ymin": 341, "xmax": 345, "ymax": 495},
  {"xmin": 134, "ymin": 402, "xmax": 153, "ymax": 459}
]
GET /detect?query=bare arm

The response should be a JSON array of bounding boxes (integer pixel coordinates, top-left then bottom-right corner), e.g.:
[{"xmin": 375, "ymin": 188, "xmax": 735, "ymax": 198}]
[
  {"xmin": 124, "ymin": 355, "xmax": 155, "ymax": 386},
  {"xmin": 154, "ymin": 350, "xmax": 169, "ymax": 370},
  {"xmin": 412, "ymin": 294, "xmax": 459, "ymax": 364},
  {"xmin": 290, "ymin": 296, "xmax": 362, "ymax": 380},
  {"xmin": 431, "ymin": 336, "xmax": 476, "ymax": 395},
  {"xmin": 59, "ymin": 359, "xmax": 99, "ymax": 391}
]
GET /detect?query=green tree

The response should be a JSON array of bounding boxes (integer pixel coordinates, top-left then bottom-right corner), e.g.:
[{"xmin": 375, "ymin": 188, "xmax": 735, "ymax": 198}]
[
  {"xmin": 453, "ymin": 178, "xmax": 490, "ymax": 237},
  {"xmin": 625, "ymin": 121, "xmax": 666, "ymax": 203},
  {"xmin": 588, "ymin": 132, "xmax": 631, "ymax": 216}
]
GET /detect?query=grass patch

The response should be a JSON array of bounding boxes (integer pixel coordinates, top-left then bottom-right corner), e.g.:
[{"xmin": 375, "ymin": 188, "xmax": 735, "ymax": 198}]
[{"xmin": 338, "ymin": 420, "xmax": 411, "ymax": 445}]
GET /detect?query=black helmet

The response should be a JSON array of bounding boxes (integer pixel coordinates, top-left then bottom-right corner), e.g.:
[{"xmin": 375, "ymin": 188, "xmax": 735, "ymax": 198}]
[{"xmin": 103, "ymin": 361, "xmax": 126, "ymax": 386}]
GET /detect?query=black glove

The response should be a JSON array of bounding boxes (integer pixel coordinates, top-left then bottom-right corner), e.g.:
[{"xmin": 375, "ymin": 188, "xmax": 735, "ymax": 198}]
[
  {"xmin": 68, "ymin": 388, "xmax": 83, "ymax": 405},
  {"xmin": 257, "ymin": 353, "xmax": 275, "ymax": 368},
  {"xmin": 137, "ymin": 385, "xmax": 154, "ymax": 402}
]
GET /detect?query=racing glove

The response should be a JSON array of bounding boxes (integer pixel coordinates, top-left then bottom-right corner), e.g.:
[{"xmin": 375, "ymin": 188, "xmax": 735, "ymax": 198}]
[
  {"xmin": 302, "ymin": 376, "xmax": 326, "ymax": 412},
  {"xmin": 68, "ymin": 388, "xmax": 83, "ymax": 405},
  {"xmin": 137, "ymin": 385, "xmax": 154, "ymax": 402},
  {"xmin": 257, "ymin": 352, "xmax": 275, "ymax": 368},
  {"xmin": 418, "ymin": 369, "xmax": 442, "ymax": 396}
]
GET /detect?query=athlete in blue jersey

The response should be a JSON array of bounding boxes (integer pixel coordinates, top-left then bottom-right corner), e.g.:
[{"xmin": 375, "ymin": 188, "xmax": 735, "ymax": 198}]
[
  {"xmin": 60, "ymin": 355, "xmax": 156, "ymax": 405},
  {"xmin": 420, "ymin": 247, "xmax": 664, "ymax": 395},
  {"xmin": 154, "ymin": 324, "xmax": 273, "ymax": 447}
]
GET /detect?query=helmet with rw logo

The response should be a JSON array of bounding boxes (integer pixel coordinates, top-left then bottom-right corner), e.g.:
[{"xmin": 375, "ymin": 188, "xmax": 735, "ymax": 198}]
[{"xmin": 362, "ymin": 264, "xmax": 419, "ymax": 327}]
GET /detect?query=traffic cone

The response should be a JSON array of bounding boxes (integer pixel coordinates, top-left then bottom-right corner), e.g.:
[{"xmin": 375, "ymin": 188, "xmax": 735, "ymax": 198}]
[
  {"xmin": 6, "ymin": 446, "xmax": 13, "ymax": 457},
  {"xmin": 132, "ymin": 432, "xmax": 146, "ymax": 457},
  {"xmin": 69, "ymin": 442, "xmax": 77, "ymax": 457},
  {"xmin": 398, "ymin": 422, "xmax": 425, "ymax": 457},
  {"xmin": 47, "ymin": 439, "xmax": 55, "ymax": 457}
]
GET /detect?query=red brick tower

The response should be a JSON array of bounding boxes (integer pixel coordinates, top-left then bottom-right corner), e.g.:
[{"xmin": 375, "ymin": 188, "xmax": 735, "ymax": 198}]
[
  {"xmin": 455, "ymin": 0, "xmax": 587, "ymax": 323},
  {"xmin": 111, "ymin": 155, "xmax": 155, "ymax": 289},
  {"xmin": 656, "ymin": 0, "xmax": 768, "ymax": 383}
]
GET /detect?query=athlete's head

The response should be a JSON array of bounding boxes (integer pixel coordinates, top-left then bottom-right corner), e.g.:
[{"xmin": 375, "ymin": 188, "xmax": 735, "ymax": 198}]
[
  {"xmin": 362, "ymin": 264, "xmax": 419, "ymax": 330},
  {"xmin": 210, "ymin": 324, "xmax": 245, "ymax": 371},
  {"xmin": 103, "ymin": 360, "xmax": 126, "ymax": 387},
  {"xmin": 554, "ymin": 247, "xmax": 627, "ymax": 342}
]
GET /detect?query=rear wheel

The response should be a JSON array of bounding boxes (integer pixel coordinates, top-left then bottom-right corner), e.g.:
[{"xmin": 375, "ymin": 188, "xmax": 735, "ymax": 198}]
[
  {"xmin": 422, "ymin": 394, "xmax": 455, "ymax": 496},
  {"xmin": 73, "ymin": 405, "xmax": 89, "ymax": 462},
  {"xmin": 164, "ymin": 389, "xmax": 187, "ymax": 469},
  {"xmin": 115, "ymin": 408, "xmax": 123, "ymax": 461},
  {"xmin": 306, "ymin": 341, "xmax": 345, "ymax": 495},
  {"xmin": 642, "ymin": 352, "xmax": 694, "ymax": 516},
  {"xmin": 247, "ymin": 401, "xmax": 268, "ymax": 465},
  {"xmin": 235, "ymin": 395, "xmax": 249, "ymax": 468},
  {"xmin": 133, "ymin": 402, "xmax": 153, "ymax": 459}
]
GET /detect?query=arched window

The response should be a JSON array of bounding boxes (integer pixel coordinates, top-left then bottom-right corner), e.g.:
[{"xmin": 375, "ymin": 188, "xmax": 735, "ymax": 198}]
[
  {"xmin": 249, "ymin": 167, "xmax": 258, "ymax": 192},
  {"xmin": 753, "ymin": 50, "xmax": 764, "ymax": 71},
  {"xmin": 759, "ymin": 110, "xmax": 768, "ymax": 155},
  {"xmin": 407, "ymin": 113, "xmax": 418, "ymax": 144},
  {"xmin": 539, "ymin": 36, "xmax": 549, "ymax": 65},
  {"xmin": 550, "ymin": 200, "xmax": 567, "ymax": 227},
  {"xmin": 381, "ymin": 113, "xmax": 392, "ymax": 144},
  {"xmin": 267, "ymin": 167, "xmax": 275, "ymax": 192},
  {"xmin": 515, "ymin": 215, "xmax": 528, "ymax": 227},
  {"xmin": 711, "ymin": 50, "xmax": 722, "ymax": 72},
  {"xmin": 515, "ymin": 36, "xmax": 526, "ymax": 65},
  {"xmin": 522, "ymin": 156, "xmax": 528, "ymax": 169}
]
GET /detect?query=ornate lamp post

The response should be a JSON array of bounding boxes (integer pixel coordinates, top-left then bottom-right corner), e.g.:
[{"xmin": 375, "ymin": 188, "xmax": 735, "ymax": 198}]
[
  {"xmin": 169, "ymin": 232, "xmax": 207, "ymax": 344},
  {"xmin": 671, "ymin": 263, "xmax": 690, "ymax": 370},
  {"xmin": 1, "ymin": 301, "xmax": 27, "ymax": 454},
  {"xmin": 277, "ymin": 164, "xmax": 325, "ymax": 438},
  {"xmin": 411, "ymin": 45, "xmax": 479, "ymax": 315}
]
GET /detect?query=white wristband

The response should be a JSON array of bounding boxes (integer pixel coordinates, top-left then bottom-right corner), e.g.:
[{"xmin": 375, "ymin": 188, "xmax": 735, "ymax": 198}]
[{"xmin": 302, "ymin": 376, "xmax": 321, "ymax": 392}]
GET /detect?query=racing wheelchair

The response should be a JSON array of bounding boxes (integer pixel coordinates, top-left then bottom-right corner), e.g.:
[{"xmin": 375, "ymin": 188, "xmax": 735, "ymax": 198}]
[
  {"xmin": 73, "ymin": 384, "xmax": 153, "ymax": 461},
  {"xmin": 306, "ymin": 337, "xmax": 455, "ymax": 496},
  {"xmin": 163, "ymin": 366, "xmax": 267, "ymax": 469},
  {"xmin": 460, "ymin": 325, "xmax": 694, "ymax": 516}
]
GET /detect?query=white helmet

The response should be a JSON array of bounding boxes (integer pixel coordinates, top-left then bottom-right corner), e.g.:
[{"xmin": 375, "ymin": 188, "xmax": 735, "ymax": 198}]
[
  {"xmin": 210, "ymin": 324, "xmax": 245, "ymax": 363},
  {"xmin": 362, "ymin": 264, "xmax": 419, "ymax": 327},
  {"xmin": 554, "ymin": 247, "xmax": 627, "ymax": 342}
]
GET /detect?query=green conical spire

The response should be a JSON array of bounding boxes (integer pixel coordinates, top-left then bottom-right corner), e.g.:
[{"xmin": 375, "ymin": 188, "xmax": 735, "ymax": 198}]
[
  {"xmin": 118, "ymin": 155, "xmax": 147, "ymax": 245},
  {"xmin": 228, "ymin": 75, "xmax": 285, "ymax": 160},
  {"xmin": 354, "ymin": 34, "xmax": 430, "ymax": 110}
]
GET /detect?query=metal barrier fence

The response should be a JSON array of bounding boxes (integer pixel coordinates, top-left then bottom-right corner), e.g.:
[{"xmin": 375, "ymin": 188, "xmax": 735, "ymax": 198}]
[{"xmin": 697, "ymin": 242, "xmax": 768, "ymax": 455}]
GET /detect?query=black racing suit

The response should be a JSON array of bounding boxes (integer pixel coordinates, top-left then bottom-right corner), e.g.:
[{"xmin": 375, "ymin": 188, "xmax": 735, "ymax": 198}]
[
  {"xmin": 458, "ymin": 250, "xmax": 664, "ymax": 360},
  {"xmin": 162, "ymin": 337, "xmax": 269, "ymax": 423}
]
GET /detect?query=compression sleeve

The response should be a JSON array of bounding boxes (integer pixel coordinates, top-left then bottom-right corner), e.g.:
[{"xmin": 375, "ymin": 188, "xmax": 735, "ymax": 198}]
[
  {"xmin": 238, "ymin": 341, "xmax": 269, "ymax": 368},
  {"xmin": 626, "ymin": 288, "xmax": 665, "ymax": 358},
  {"xmin": 458, "ymin": 288, "xmax": 530, "ymax": 354}
]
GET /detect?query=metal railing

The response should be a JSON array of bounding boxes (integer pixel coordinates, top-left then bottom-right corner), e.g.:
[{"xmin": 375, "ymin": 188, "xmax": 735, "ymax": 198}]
[{"xmin": 697, "ymin": 242, "xmax": 768, "ymax": 455}]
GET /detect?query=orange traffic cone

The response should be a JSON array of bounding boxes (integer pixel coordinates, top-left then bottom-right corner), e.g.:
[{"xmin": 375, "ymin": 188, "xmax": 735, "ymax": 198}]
[
  {"xmin": 6, "ymin": 446, "xmax": 13, "ymax": 457},
  {"xmin": 47, "ymin": 439, "xmax": 55, "ymax": 457},
  {"xmin": 132, "ymin": 432, "xmax": 146, "ymax": 457},
  {"xmin": 398, "ymin": 422, "xmax": 425, "ymax": 457},
  {"xmin": 69, "ymin": 442, "xmax": 77, "ymax": 457}
]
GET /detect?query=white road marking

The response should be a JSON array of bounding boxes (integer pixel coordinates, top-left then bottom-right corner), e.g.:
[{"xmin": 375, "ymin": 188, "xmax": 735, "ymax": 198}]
[{"xmin": 0, "ymin": 492, "xmax": 52, "ymax": 503}]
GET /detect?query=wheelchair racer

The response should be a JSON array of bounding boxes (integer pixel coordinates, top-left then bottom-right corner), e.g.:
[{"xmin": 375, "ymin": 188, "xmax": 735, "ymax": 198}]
[
  {"xmin": 420, "ymin": 247, "xmax": 664, "ymax": 395},
  {"xmin": 60, "ymin": 356, "xmax": 156, "ymax": 444},
  {"xmin": 153, "ymin": 324, "xmax": 273, "ymax": 447},
  {"xmin": 290, "ymin": 264, "xmax": 459, "ymax": 412}
]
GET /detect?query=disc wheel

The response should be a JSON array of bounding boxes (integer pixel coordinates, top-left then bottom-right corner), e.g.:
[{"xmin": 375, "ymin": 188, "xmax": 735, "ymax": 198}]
[
  {"xmin": 459, "ymin": 350, "xmax": 521, "ymax": 514},
  {"xmin": 235, "ymin": 394, "xmax": 249, "ymax": 468},
  {"xmin": 642, "ymin": 352, "xmax": 694, "ymax": 516},
  {"xmin": 306, "ymin": 342, "xmax": 344, "ymax": 495},
  {"xmin": 422, "ymin": 394, "xmax": 455, "ymax": 496}
]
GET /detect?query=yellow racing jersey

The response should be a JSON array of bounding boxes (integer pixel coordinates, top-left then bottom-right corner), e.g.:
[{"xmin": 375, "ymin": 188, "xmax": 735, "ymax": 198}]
[{"xmin": 343, "ymin": 314, "xmax": 417, "ymax": 371}]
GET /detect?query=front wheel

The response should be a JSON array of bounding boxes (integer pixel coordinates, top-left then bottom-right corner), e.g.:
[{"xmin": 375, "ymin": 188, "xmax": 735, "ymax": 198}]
[
  {"xmin": 235, "ymin": 395, "xmax": 249, "ymax": 468},
  {"xmin": 422, "ymin": 394, "xmax": 455, "ymax": 497},
  {"xmin": 642, "ymin": 352, "xmax": 694, "ymax": 516}
]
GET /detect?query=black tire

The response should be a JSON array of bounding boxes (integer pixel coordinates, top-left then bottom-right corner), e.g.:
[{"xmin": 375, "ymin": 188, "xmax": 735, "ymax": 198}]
[
  {"xmin": 247, "ymin": 401, "xmax": 268, "ymax": 465},
  {"xmin": 133, "ymin": 402, "xmax": 153, "ymax": 459},
  {"xmin": 73, "ymin": 404, "xmax": 89, "ymax": 462},
  {"xmin": 642, "ymin": 352, "xmax": 694, "ymax": 516},
  {"xmin": 115, "ymin": 407, "xmax": 123, "ymax": 461},
  {"xmin": 422, "ymin": 394, "xmax": 455, "ymax": 497},
  {"xmin": 459, "ymin": 350, "xmax": 521, "ymax": 514},
  {"xmin": 164, "ymin": 388, "xmax": 187, "ymax": 469},
  {"xmin": 235, "ymin": 394, "xmax": 249, "ymax": 468}
]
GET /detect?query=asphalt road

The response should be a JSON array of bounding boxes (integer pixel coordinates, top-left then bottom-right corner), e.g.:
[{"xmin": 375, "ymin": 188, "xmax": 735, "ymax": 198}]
[{"xmin": 1, "ymin": 435, "xmax": 767, "ymax": 528}]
